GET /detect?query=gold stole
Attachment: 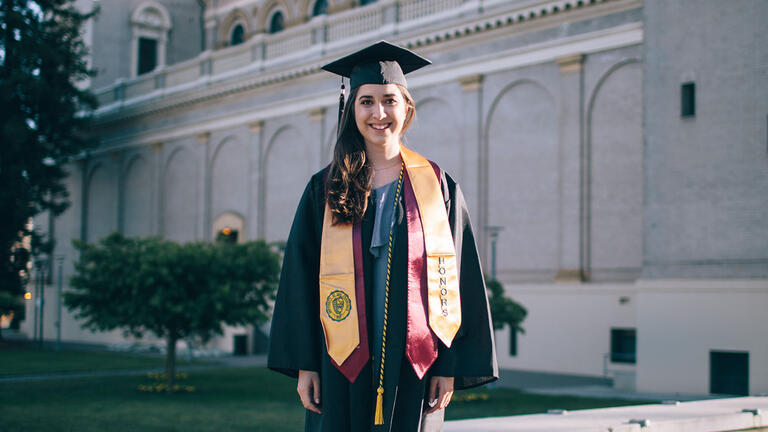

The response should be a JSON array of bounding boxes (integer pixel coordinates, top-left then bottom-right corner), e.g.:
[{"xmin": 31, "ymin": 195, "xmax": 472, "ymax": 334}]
[
  {"xmin": 399, "ymin": 147, "xmax": 461, "ymax": 347},
  {"xmin": 318, "ymin": 204, "xmax": 359, "ymax": 366},
  {"xmin": 319, "ymin": 147, "xmax": 462, "ymax": 368}
]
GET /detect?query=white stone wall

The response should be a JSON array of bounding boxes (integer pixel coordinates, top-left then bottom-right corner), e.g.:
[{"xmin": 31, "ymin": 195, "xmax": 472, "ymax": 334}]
[
  {"xmin": 486, "ymin": 65, "xmax": 561, "ymax": 281},
  {"xmin": 162, "ymin": 139, "xmax": 202, "ymax": 242},
  {"xmin": 635, "ymin": 280, "xmax": 768, "ymax": 395},
  {"xmin": 262, "ymin": 113, "xmax": 316, "ymax": 242},
  {"xmin": 88, "ymin": 0, "xmax": 204, "ymax": 89},
  {"xmin": 122, "ymin": 155, "xmax": 154, "ymax": 237},
  {"xmin": 642, "ymin": 0, "xmax": 768, "ymax": 278},
  {"xmin": 499, "ymin": 283, "xmax": 637, "ymax": 378}
]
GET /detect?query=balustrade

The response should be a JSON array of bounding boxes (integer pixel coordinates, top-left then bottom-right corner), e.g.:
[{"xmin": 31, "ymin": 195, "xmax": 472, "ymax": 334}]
[
  {"xmin": 96, "ymin": 87, "xmax": 117, "ymax": 107},
  {"xmin": 326, "ymin": 5, "xmax": 385, "ymax": 42},
  {"xmin": 215, "ymin": 0, "xmax": 242, "ymax": 10},
  {"xmin": 94, "ymin": 0, "xmax": 541, "ymax": 105},
  {"xmin": 165, "ymin": 62, "xmax": 203, "ymax": 88},
  {"xmin": 124, "ymin": 75, "xmax": 157, "ymax": 100},
  {"xmin": 399, "ymin": 0, "xmax": 464, "ymax": 22},
  {"xmin": 212, "ymin": 44, "xmax": 254, "ymax": 75},
  {"xmin": 265, "ymin": 26, "xmax": 314, "ymax": 60}
]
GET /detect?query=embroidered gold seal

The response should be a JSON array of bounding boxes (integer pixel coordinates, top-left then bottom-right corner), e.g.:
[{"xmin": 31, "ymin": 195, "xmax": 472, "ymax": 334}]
[{"xmin": 326, "ymin": 290, "xmax": 352, "ymax": 322}]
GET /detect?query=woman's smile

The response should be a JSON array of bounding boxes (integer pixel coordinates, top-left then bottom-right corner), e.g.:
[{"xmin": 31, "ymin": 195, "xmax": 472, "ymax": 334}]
[{"xmin": 369, "ymin": 123, "xmax": 391, "ymax": 131}]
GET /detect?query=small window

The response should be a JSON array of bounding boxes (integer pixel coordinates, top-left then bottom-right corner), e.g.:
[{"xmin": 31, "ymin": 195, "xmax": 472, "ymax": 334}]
[
  {"xmin": 610, "ymin": 328, "xmax": 636, "ymax": 364},
  {"xmin": 216, "ymin": 227, "xmax": 239, "ymax": 244},
  {"xmin": 230, "ymin": 24, "xmax": 245, "ymax": 46},
  {"xmin": 360, "ymin": 0, "xmax": 377, "ymax": 5},
  {"xmin": 681, "ymin": 82, "xmax": 695, "ymax": 117},
  {"xmin": 509, "ymin": 326, "xmax": 517, "ymax": 357},
  {"xmin": 137, "ymin": 37, "xmax": 158, "ymax": 75},
  {"xmin": 269, "ymin": 11, "xmax": 285, "ymax": 34},
  {"xmin": 710, "ymin": 351, "xmax": 749, "ymax": 395},
  {"xmin": 313, "ymin": 0, "xmax": 328, "ymax": 16}
]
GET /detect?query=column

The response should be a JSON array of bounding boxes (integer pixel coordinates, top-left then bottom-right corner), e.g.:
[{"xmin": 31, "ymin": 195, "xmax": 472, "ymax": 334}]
[
  {"xmin": 249, "ymin": 121, "xmax": 266, "ymax": 240},
  {"xmin": 197, "ymin": 132, "xmax": 211, "ymax": 241},
  {"xmin": 204, "ymin": 18, "xmax": 217, "ymax": 53},
  {"xmin": 381, "ymin": 1, "xmax": 398, "ymax": 33},
  {"xmin": 309, "ymin": 107, "xmax": 326, "ymax": 170},
  {"xmin": 248, "ymin": 121, "xmax": 264, "ymax": 240},
  {"xmin": 554, "ymin": 53, "xmax": 585, "ymax": 282},
  {"xmin": 151, "ymin": 142, "xmax": 163, "ymax": 236},
  {"xmin": 79, "ymin": 158, "xmax": 89, "ymax": 242},
  {"xmin": 113, "ymin": 150, "xmax": 125, "ymax": 234},
  {"xmin": 458, "ymin": 74, "xmax": 486, "ymax": 262}
]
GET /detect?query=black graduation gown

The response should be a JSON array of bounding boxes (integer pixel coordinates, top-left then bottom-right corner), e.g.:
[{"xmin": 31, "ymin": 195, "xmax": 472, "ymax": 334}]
[{"xmin": 268, "ymin": 167, "xmax": 498, "ymax": 432}]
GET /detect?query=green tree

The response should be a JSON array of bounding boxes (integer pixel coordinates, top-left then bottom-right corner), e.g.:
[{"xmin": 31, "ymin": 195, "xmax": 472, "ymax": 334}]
[
  {"xmin": 0, "ymin": 0, "xmax": 97, "ymax": 338},
  {"xmin": 65, "ymin": 233, "xmax": 281, "ymax": 391},
  {"xmin": 486, "ymin": 278, "xmax": 527, "ymax": 333}
]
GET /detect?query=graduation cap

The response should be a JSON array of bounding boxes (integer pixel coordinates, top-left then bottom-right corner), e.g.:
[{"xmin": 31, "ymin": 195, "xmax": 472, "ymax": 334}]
[{"xmin": 321, "ymin": 41, "xmax": 431, "ymax": 131}]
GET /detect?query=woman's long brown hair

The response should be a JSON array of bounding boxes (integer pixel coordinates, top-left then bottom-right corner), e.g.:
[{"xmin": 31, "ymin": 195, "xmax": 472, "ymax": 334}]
[{"xmin": 326, "ymin": 84, "xmax": 416, "ymax": 225}]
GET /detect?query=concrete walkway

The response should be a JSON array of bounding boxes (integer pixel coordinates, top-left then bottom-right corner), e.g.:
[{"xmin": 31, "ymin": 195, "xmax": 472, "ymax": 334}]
[
  {"xmin": 524, "ymin": 384, "xmax": 725, "ymax": 402},
  {"xmin": 444, "ymin": 397, "xmax": 768, "ymax": 432}
]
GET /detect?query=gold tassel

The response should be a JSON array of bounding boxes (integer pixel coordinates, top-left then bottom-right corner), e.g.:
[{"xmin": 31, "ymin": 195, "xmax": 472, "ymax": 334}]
[
  {"xmin": 373, "ymin": 167, "xmax": 402, "ymax": 428},
  {"xmin": 374, "ymin": 386, "xmax": 385, "ymax": 425}
]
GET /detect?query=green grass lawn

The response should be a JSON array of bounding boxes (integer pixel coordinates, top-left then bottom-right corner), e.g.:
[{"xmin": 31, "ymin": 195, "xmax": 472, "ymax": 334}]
[
  {"xmin": 0, "ymin": 367, "xmax": 305, "ymax": 432},
  {"xmin": 0, "ymin": 366, "xmax": 655, "ymax": 431},
  {"xmin": 0, "ymin": 345, "xmax": 205, "ymax": 376},
  {"xmin": 0, "ymin": 346, "xmax": 655, "ymax": 431}
]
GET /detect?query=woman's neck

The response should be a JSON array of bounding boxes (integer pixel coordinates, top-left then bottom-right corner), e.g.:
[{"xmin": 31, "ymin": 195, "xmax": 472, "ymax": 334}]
[
  {"xmin": 366, "ymin": 139, "xmax": 401, "ymax": 167},
  {"xmin": 366, "ymin": 139, "xmax": 402, "ymax": 188}
]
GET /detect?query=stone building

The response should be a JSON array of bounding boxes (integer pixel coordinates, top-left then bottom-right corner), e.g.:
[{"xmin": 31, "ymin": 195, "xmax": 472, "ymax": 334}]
[{"xmin": 22, "ymin": 0, "xmax": 767, "ymax": 396}]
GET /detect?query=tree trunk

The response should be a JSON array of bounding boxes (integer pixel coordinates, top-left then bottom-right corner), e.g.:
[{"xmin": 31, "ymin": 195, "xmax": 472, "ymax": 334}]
[{"xmin": 165, "ymin": 334, "xmax": 177, "ymax": 392}]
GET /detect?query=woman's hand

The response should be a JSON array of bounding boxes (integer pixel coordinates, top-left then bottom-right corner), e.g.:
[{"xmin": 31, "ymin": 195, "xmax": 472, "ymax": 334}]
[
  {"xmin": 426, "ymin": 376, "xmax": 454, "ymax": 413},
  {"xmin": 297, "ymin": 370, "xmax": 322, "ymax": 414}
]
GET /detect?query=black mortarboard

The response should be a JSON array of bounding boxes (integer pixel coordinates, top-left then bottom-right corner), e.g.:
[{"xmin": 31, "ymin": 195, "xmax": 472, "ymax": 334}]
[
  {"xmin": 322, "ymin": 41, "xmax": 431, "ymax": 133},
  {"xmin": 322, "ymin": 40, "xmax": 431, "ymax": 89}
]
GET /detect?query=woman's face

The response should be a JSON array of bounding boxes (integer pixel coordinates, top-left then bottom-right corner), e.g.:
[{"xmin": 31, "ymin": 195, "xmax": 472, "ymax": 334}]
[{"xmin": 354, "ymin": 84, "xmax": 409, "ymax": 149}]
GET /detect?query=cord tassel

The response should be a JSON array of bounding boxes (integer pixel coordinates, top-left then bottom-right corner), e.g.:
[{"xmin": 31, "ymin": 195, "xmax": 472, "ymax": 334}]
[
  {"xmin": 374, "ymin": 386, "xmax": 385, "ymax": 425},
  {"xmin": 373, "ymin": 166, "xmax": 403, "ymax": 428},
  {"xmin": 337, "ymin": 78, "xmax": 345, "ymax": 137}
]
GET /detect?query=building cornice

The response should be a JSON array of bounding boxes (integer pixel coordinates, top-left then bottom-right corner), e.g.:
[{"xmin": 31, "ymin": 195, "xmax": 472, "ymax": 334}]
[
  {"xmin": 400, "ymin": 0, "xmax": 641, "ymax": 53},
  {"xmin": 91, "ymin": 0, "xmax": 641, "ymax": 127},
  {"xmin": 90, "ymin": 21, "xmax": 642, "ymax": 155}
]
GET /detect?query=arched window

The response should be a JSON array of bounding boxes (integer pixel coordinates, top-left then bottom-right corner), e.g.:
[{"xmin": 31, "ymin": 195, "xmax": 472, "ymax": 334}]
[
  {"xmin": 269, "ymin": 11, "xmax": 285, "ymax": 34},
  {"xmin": 230, "ymin": 23, "xmax": 245, "ymax": 46},
  {"xmin": 130, "ymin": 2, "xmax": 172, "ymax": 77},
  {"xmin": 312, "ymin": 0, "xmax": 328, "ymax": 16}
]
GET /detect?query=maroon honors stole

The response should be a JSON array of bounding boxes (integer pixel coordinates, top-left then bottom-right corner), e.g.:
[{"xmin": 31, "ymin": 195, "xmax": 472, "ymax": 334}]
[
  {"xmin": 400, "ymin": 147, "xmax": 462, "ymax": 350},
  {"xmin": 318, "ymin": 147, "xmax": 462, "ymax": 384}
]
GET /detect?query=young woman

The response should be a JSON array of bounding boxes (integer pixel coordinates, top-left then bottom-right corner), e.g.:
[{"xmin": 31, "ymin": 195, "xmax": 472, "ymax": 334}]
[{"xmin": 268, "ymin": 41, "xmax": 497, "ymax": 432}]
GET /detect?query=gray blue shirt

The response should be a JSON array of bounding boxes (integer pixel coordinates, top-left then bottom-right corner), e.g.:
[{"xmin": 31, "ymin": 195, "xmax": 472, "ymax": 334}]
[{"xmin": 369, "ymin": 180, "xmax": 398, "ymax": 354}]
